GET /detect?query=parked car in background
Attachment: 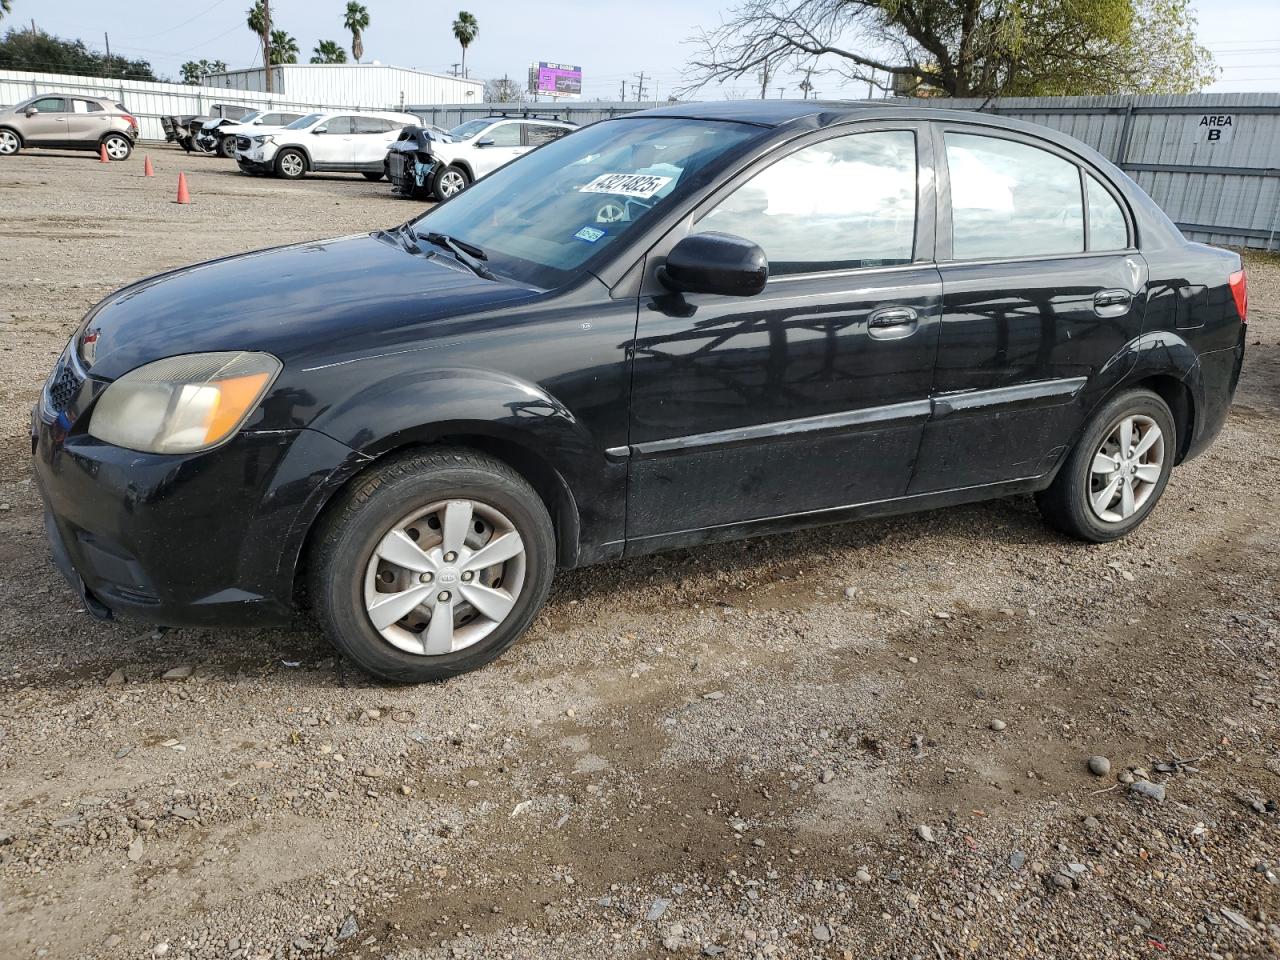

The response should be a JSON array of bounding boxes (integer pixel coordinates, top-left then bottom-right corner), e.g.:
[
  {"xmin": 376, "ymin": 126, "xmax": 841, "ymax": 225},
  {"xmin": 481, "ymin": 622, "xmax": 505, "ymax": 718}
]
[
  {"xmin": 33, "ymin": 102, "xmax": 1247, "ymax": 684},
  {"xmin": 0, "ymin": 94, "xmax": 138, "ymax": 160},
  {"xmin": 236, "ymin": 110, "xmax": 419, "ymax": 180},
  {"xmin": 388, "ymin": 115, "xmax": 575, "ymax": 199},
  {"xmin": 197, "ymin": 110, "xmax": 306, "ymax": 158}
]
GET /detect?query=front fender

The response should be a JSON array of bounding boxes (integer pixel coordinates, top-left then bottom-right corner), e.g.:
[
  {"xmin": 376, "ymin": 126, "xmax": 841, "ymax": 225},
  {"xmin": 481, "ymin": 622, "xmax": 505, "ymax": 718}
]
[{"xmin": 308, "ymin": 367, "xmax": 624, "ymax": 566}]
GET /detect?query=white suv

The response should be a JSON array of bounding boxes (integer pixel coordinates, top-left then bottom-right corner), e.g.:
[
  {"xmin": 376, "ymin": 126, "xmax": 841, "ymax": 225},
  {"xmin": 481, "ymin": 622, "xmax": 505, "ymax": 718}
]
[
  {"xmin": 236, "ymin": 110, "xmax": 419, "ymax": 181},
  {"xmin": 424, "ymin": 116, "xmax": 575, "ymax": 198},
  {"xmin": 199, "ymin": 110, "xmax": 306, "ymax": 158}
]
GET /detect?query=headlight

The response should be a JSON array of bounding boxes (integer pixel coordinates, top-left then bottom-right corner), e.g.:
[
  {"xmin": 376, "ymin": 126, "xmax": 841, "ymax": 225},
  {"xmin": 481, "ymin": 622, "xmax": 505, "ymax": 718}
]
[
  {"xmin": 88, "ymin": 351, "xmax": 281, "ymax": 454},
  {"xmin": 253, "ymin": 135, "xmax": 274, "ymax": 146}
]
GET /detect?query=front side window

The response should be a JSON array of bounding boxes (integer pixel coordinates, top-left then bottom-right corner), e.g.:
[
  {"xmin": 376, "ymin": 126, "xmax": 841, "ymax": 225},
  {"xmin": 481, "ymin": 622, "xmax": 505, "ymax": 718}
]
[
  {"xmin": 31, "ymin": 97, "xmax": 67, "ymax": 113},
  {"xmin": 1087, "ymin": 173, "xmax": 1129, "ymax": 250},
  {"xmin": 485, "ymin": 123, "xmax": 522, "ymax": 147},
  {"xmin": 696, "ymin": 130, "xmax": 917, "ymax": 275},
  {"xmin": 414, "ymin": 117, "xmax": 763, "ymax": 287},
  {"xmin": 321, "ymin": 116, "xmax": 356, "ymax": 135},
  {"xmin": 946, "ymin": 133, "xmax": 1084, "ymax": 260}
]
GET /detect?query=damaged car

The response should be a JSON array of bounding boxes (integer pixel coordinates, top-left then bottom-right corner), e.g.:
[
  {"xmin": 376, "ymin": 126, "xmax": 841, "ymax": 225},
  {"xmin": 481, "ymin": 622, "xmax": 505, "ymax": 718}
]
[{"xmin": 387, "ymin": 115, "xmax": 575, "ymax": 200}]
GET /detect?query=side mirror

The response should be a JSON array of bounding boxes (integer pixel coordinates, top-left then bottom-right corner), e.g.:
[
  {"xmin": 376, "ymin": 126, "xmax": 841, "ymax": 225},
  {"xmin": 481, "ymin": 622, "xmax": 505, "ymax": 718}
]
[
  {"xmin": 24, "ymin": 107, "xmax": 38, "ymax": 116},
  {"xmin": 476, "ymin": 137, "xmax": 495, "ymax": 147},
  {"xmin": 252, "ymin": 118, "xmax": 263, "ymax": 124},
  {"xmin": 659, "ymin": 232, "xmax": 768, "ymax": 297},
  {"xmin": 312, "ymin": 127, "xmax": 327, "ymax": 134}
]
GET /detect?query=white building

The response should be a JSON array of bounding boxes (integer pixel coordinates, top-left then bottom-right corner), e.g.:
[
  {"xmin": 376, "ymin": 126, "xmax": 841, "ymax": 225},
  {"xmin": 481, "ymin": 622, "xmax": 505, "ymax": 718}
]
[{"xmin": 206, "ymin": 63, "xmax": 482, "ymax": 109}]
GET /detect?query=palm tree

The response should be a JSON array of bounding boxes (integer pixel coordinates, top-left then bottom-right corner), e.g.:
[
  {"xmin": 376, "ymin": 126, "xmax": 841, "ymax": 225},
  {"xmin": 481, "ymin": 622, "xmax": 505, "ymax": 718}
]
[
  {"xmin": 0, "ymin": 0, "xmax": 12, "ymax": 21},
  {"xmin": 343, "ymin": 2, "xmax": 369, "ymax": 63},
  {"xmin": 310, "ymin": 40, "xmax": 348, "ymax": 64},
  {"xmin": 246, "ymin": 2, "xmax": 271, "ymax": 86},
  {"xmin": 452, "ymin": 11, "xmax": 478, "ymax": 78},
  {"xmin": 270, "ymin": 30, "xmax": 299, "ymax": 64}
]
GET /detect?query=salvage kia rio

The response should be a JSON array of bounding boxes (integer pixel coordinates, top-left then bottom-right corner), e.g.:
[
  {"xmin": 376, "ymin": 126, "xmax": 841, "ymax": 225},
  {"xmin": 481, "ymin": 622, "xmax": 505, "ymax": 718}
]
[{"xmin": 33, "ymin": 102, "xmax": 1247, "ymax": 683}]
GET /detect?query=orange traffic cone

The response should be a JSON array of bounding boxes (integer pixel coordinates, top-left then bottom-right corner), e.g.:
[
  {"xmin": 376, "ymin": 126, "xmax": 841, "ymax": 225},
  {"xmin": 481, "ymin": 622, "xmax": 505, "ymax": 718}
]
[
  {"xmin": 99, "ymin": 143, "xmax": 109, "ymax": 163},
  {"xmin": 143, "ymin": 155, "xmax": 154, "ymax": 177},
  {"xmin": 175, "ymin": 172, "xmax": 190, "ymax": 205}
]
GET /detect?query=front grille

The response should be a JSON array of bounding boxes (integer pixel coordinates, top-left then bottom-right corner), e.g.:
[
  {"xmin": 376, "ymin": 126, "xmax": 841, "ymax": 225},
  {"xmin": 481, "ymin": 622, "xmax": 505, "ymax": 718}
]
[
  {"xmin": 236, "ymin": 135, "xmax": 251, "ymax": 151},
  {"xmin": 45, "ymin": 355, "xmax": 84, "ymax": 414}
]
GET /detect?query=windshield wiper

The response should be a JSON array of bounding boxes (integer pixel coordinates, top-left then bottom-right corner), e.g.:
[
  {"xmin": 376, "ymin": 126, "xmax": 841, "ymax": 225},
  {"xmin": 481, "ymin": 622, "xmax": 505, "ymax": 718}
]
[{"xmin": 421, "ymin": 231, "xmax": 498, "ymax": 281}]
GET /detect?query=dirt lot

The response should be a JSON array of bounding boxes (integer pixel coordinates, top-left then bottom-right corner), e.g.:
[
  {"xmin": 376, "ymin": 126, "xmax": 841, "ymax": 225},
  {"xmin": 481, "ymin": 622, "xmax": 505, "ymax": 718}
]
[{"xmin": 1, "ymin": 145, "xmax": 1279, "ymax": 960}]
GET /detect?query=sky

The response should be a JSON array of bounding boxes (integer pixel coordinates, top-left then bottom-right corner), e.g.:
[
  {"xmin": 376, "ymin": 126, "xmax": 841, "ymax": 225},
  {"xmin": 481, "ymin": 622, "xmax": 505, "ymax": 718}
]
[{"xmin": 9, "ymin": 0, "xmax": 1280, "ymax": 98}]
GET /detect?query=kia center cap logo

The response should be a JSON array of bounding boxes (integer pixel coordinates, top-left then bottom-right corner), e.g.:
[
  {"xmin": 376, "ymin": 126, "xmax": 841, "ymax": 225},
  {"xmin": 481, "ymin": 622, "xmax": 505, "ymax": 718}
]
[{"xmin": 437, "ymin": 569, "xmax": 459, "ymax": 585}]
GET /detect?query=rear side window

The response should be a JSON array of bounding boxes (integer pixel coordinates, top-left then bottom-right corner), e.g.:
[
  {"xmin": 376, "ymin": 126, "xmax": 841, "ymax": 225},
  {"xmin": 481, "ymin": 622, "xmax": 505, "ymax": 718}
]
[
  {"xmin": 354, "ymin": 117, "xmax": 394, "ymax": 134},
  {"xmin": 1086, "ymin": 174, "xmax": 1129, "ymax": 250},
  {"xmin": 696, "ymin": 130, "xmax": 917, "ymax": 275},
  {"xmin": 946, "ymin": 133, "xmax": 1083, "ymax": 259},
  {"xmin": 72, "ymin": 99, "xmax": 104, "ymax": 113},
  {"xmin": 525, "ymin": 124, "xmax": 569, "ymax": 146}
]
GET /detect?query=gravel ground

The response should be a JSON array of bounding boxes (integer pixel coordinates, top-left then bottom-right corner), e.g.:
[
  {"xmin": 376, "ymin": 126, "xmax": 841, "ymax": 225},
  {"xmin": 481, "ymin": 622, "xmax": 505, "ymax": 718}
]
[{"xmin": 2, "ymin": 145, "xmax": 1279, "ymax": 960}]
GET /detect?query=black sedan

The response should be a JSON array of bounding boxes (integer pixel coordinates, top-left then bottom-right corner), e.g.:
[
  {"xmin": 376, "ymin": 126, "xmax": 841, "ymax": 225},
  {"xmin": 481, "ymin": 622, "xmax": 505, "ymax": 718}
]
[{"xmin": 33, "ymin": 102, "xmax": 1247, "ymax": 683}]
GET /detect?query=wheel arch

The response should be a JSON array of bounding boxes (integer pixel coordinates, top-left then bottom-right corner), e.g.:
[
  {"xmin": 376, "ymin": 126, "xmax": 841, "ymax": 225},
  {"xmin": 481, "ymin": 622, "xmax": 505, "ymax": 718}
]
[
  {"xmin": 0, "ymin": 124, "xmax": 24, "ymax": 146},
  {"xmin": 276, "ymin": 143, "xmax": 312, "ymax": 171}
]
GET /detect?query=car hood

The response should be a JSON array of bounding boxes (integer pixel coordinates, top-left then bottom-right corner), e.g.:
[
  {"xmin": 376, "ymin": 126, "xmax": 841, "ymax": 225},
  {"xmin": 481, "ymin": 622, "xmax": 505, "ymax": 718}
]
[{"xmin": 79, "ymin": 232, "xmax": 543, "ymax": 380}]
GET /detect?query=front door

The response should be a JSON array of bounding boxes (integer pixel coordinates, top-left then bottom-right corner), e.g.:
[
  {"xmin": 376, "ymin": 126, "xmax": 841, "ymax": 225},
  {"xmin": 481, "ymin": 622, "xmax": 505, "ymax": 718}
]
[
  {"xmin": 311, "ymin": 115, "xmax": 356, "ymax": 169},
  {"xmin": 626, "ymin": 124, "xmax": 942, "ymax": 545},
  {"xmin": 22, "ymin": 97, "xmax": 71, "ymax": 146},
  {"xmin": 470, "ymin": 121, "xmax": 525, "ymax": 177},
  {"xmin": 909, "ymin": 127, "xmax": 1147, "ymax": 493}
]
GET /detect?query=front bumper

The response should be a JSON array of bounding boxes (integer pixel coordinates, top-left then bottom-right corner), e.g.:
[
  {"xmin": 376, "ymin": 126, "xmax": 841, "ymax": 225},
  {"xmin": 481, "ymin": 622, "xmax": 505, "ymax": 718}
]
[
  {"xmin": 31, "ymin": 362, "xmax": 361, "ymax": 628},
  {"xmin": 387, "ymin": 150, "xmax": 436, "ymax": 197},
  {"xmin": 237, "ymin": 156, "xmax": 274, "ymax": 175}
]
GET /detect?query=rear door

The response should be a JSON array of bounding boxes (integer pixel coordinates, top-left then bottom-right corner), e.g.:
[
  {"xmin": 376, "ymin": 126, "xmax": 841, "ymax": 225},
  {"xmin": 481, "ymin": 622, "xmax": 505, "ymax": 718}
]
[
  {"xmin": 909, "ymin": 124, "xmax": 1145, "ymax": 493},
  {"xmin": 626, "ymin": 123, "xmax": 942, "ymax": 544},
  {"xmin": 67, "ymin": 98, "xmax": 110, "ymax": 143},
  {"xmin": 351, "ymin": 117, "xmax": 399, "ymax": 167},
  {"xmin": 22, "ymin": 96, "xmax": 71, "ymax": 145}
]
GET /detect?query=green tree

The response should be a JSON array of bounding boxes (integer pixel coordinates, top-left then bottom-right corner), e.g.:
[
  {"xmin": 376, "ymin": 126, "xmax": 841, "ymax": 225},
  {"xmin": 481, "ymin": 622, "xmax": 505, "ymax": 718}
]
[
  {"xmin": 452, "ymin": 11, "xmax": 478, "ymax": 78},
  {"xmin": 180, "ymin": 58, "xmax": 228, "ymax": 84},
  {"xmin": 310, "ymin": 39, "xmax": 347, "ymax": 64},
  {"xmin": 270, "ymin": 29, "xmax": 298, "ymax": 64},
  {"xmin": 246, "ymin": 1, "xmax": 270, "ymax": 76},
  {"xmin": 343, "ymin": 2, "xmax": 369, "ymax": 62},
  {"xmin": 684, "ymin": 0, "xmax": 1217, "ymax": 98},
  {"xmin": 0, "ymin": 27, "xmax": 159, "ymax": 80},
  {"xmin": 0, "ymin": 1, "xmax": 12, "ymax": 22}
]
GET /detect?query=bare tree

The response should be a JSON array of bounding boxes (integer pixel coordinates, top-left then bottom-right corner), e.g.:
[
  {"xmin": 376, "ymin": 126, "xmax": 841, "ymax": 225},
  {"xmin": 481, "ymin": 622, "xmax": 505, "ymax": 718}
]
[{"xmin": 484, "ymin": 75, "xmax": 524, "ymax": 103}]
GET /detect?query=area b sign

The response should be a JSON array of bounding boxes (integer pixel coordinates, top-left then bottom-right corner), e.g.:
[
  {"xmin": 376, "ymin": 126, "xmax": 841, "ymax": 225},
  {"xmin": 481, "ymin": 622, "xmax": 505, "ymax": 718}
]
[{"xmin": 1194, "ymin": 114, "xmax": 1234, "ymax": 144}]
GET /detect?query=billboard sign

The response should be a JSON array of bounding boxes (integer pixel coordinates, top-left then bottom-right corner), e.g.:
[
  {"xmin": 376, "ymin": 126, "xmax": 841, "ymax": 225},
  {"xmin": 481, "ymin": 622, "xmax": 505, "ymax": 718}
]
[{"xmin": 530, "ymin": 62, "xmax": 582, "ymax": 97}]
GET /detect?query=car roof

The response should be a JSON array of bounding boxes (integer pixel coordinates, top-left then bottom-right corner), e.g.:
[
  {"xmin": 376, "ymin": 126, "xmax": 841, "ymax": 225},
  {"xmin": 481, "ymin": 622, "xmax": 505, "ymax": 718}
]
[{"xmin": 631, "ymin": 99, "xmax": 1052, "ymax": 134}]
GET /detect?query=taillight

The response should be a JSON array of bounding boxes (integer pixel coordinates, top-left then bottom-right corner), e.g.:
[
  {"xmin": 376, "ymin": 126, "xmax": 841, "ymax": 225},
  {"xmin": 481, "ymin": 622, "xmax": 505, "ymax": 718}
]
[
  {"xmin": 121, "ymin": 113, "xmax": 138, "ymax": 128},
  {"xmin": 1228, "ymin": 269, "xmax": 1248, "ymax": 324}
]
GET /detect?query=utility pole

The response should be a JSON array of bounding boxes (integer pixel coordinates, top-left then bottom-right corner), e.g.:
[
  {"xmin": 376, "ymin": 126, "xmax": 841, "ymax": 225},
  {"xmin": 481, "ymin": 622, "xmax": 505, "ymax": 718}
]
[
  {"xmin": 104, "ymin": 32, "xmax": 111, "ymax": 78},
  {"xmin": 776, "ymin": 86, "xmax": 785, "ymax": 99},
  {"xmin": 799, "ymin": 67, "xmax": 813, "ymax": 100},
  {"xmin": 631, "ymin": 71, "xmax": 648, "ymax": 101},
  {"xmin": 262, "ymin": 0, "xmax": 273, "ymax": 93},
  {"xmin": 449, "ymin": 63, "xmax": 462, "ymax": 77},
  {"xmin": 758, "ymin": 62, "xmax": 771, "ymax": 99}
]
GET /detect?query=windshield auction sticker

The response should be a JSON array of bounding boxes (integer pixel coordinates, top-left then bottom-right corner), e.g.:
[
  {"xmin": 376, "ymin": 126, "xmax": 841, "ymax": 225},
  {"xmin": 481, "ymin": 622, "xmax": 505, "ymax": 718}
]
[{"xmin": 579, "ymin": 173, "xmax": 673, "ymax": 199}]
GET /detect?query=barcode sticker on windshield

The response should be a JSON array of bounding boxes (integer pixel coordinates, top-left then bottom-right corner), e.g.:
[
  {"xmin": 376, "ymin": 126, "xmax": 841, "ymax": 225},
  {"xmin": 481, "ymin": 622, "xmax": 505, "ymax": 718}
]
[{"xmin": 580, "ymin": 173, "xmax": 673, "ymax": 199}]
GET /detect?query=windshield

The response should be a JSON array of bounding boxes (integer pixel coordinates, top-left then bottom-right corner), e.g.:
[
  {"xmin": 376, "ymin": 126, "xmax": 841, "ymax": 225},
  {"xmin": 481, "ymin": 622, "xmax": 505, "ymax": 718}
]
[
  {"xmin": 412, "ymin": 117, "xmax": 763, "ymax": 288},
  {"xmin": 447, "ymin": 118, "xmax": 494, "ymax": 141},
  {"xmin": 286, "ymin": 113, "xmax": 324, "ymax": 130}
]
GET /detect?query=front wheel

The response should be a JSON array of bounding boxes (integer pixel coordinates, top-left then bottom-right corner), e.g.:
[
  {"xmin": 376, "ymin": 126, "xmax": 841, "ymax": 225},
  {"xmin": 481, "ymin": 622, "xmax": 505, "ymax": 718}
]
[
  {"xmin": 431, "ymin": 163, "xmax": 470, "ymax": 200},
  {"xmin": 0, "ymin": 129, "xmax": 21, "ymax": 156},
  {"xmin": 218, "ymin": 136, "xmax": 238, "ymax": 159},
  {"xmin": 102, "ymin": 133, "xmax": 132, "ymax": 161},
  {"xmin": 362, "ymin": 169, "xmax": 385, "ymax": 182},
  {"xmin": 275, "ymin": 148, "xmax": 306, "ymax": 179},
  {"xmin": 1035, "ymin": 388, "xmax": 1176, "ymax": 542},
  {"xmin": 309, "ymin": 448, "xmax": 556, "ymax": 683}
]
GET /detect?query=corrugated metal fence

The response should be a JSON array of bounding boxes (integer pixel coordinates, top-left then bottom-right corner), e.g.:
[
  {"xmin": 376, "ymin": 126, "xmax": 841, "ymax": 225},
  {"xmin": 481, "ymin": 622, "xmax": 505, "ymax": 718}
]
[
  {"xmin": 416, "ymin": 92, "xmax": 1280, "ymax": 251},
  {"xmin": 0, "ymin": 69, "xmax": 377, "ymax": 142}
]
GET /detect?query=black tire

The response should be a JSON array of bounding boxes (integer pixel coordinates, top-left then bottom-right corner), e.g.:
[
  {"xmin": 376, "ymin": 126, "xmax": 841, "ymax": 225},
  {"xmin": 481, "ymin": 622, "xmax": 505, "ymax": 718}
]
[
  {"xmin": 431, "ymin": 163, "xmax": 470, "ymax": 200},
  {"xmin": 1035, "ymin": 388, "xmax": 1176, "ymax": 543},
  {"xmin": 101, "ymin": 133, "xmax": 132, "ymax": 161},
  {"xmin": 309, "ymin": 447, "xmax": 556, "ymax": 683},
  {"xmin": 218, "ymin": 135, "xmax": 238, "ymax": 159},
  {"xmin": 0, "ymin": 128, "xmax": 22, "ymax": 156},
  {"xmin": 362, "ymin": 169, "xmax": 385, "ymax": 182},
  {"xmin": 275, "ymin": 148, "xmax": 307, "ymax": 179}
]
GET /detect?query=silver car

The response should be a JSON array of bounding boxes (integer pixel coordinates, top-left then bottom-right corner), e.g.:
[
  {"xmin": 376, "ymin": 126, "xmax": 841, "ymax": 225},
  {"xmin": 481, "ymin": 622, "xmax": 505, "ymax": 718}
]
[{"xmin": 0, "ymin": 94, "xmax": 139, "ymax": 160}]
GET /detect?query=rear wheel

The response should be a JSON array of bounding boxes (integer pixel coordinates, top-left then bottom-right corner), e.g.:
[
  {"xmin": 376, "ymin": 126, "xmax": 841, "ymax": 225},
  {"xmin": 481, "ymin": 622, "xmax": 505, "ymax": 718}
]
[
  {"xmin": 362, "ymin": 169, "xmax": 385, "ymax": 182},
  {"xmin": 275, "ymin": 148, "xmax": 306, "ymax": 179},
  {"xmin": 0, "ymin": 129, "xmax": 21, "ymax": 156},
  {"xmin": 432, "ymin": 163, "xmax": 470, "ymax": 200},
  {"xmin": 309, "ymin": 448, "xmax": 556, "ymax": 683},
  {"xmin": 1035, "ymin": 388, "xmax": 1175, "ymax": 542},
  {"xmin": 102, "ymin": 133, "xmax": 131, "ymax": 161}
]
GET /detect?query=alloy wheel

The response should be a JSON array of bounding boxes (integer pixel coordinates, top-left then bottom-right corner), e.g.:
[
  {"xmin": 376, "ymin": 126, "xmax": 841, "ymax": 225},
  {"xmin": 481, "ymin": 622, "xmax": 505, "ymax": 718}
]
[
  {"xmin": 280, "ymin": 153, "xmax": 304, "ymax": 177},
  {"xmin": 1088, "ymin": 414, "xmax": 1165, "ymax": 523},
  {"xmin": 0, "ymin": 130, "xmax": 18, "ymax": 155},
  {"xmin": 363, "ymin": 498, "xmax": 527, "ymax": 656},
  {"xmin": 439, "ymin": 170, "xmax": 466, "ymax": 197},
  {"xmin": 104, "ymin": 137, "xmax": 129, "ymax": 160}
]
